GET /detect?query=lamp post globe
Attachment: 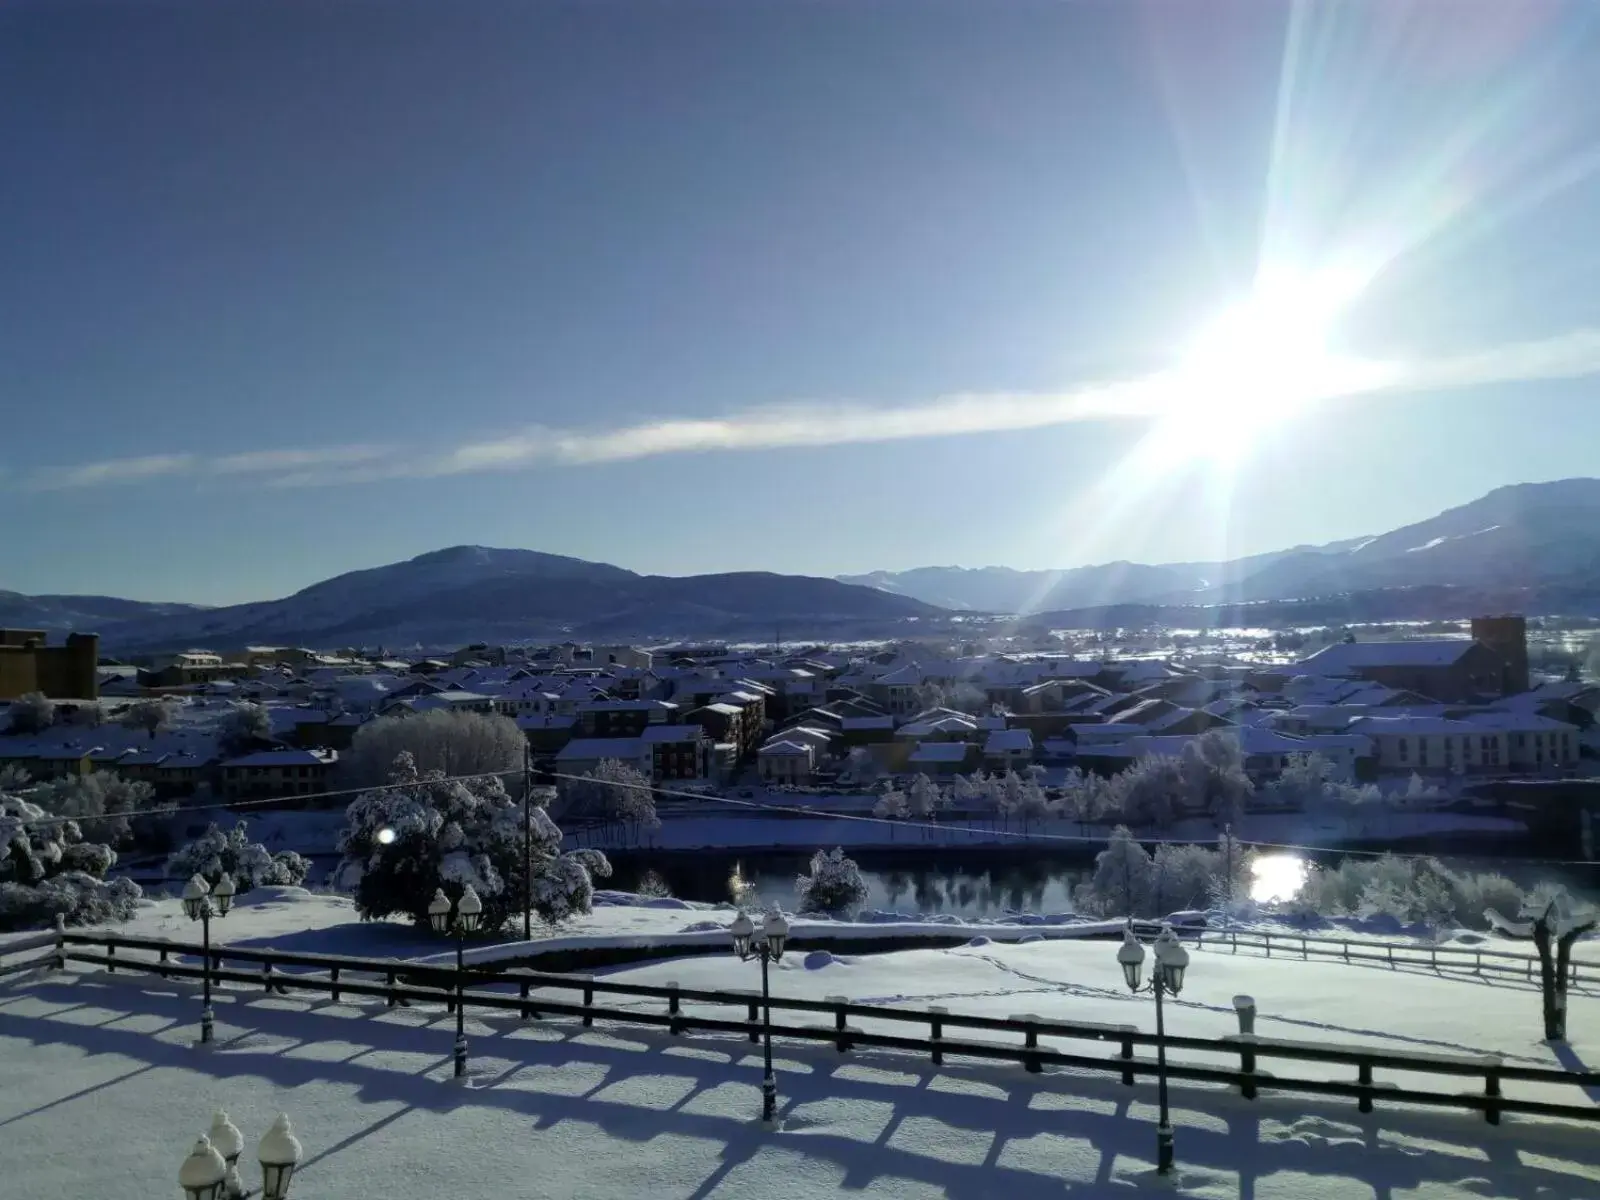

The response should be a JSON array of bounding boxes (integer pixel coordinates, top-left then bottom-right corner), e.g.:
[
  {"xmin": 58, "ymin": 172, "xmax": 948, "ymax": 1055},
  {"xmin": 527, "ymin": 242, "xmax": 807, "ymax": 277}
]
[
  {"xmin": 207, "ymin": 1110, "xmax": 245, "ymax": 1166},
  {"xmin": 1154, "ymin": 926, "xmax": 1189, "ymax": 997},
  {"xmin": 212, "ymin": 873, "xmax": 236, "ymax": 918},
  {"xmin": 729, "ymin": 910, "xmax": 754, "ymax": 960},
  {"xmin": 762, "ymin": 911, "xmax": 789, "ymax": 961},
  {"xmin": 257, "ymin": 1113, "xmax": 303, "ymax": 1200},
  {"xmin": 182, "ymin": 875, "xmax": 211, "ymax": 921},
  {"xmin": 1117, "ymin": 927, "xmax": 1146, "ymax": 992},
  {"xmin": 179, "ymin": 1136, "xmax": 227, "ymax": 1200},
  {"xmin": 457, "ymin": 884, "xmax": 484, "ymax": 934},
  {"xmin": 427, "ymin": 888, "xmax": 452, "ymax": 934}
]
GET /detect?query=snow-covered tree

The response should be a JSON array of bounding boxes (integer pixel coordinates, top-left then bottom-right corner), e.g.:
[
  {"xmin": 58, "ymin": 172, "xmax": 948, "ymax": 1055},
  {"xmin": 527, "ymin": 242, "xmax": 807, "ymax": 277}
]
[
  {"xmin": 1396, "ymin": 772, "xmax": 1444, "ymax": 809},
  {"xmin": 28, "ymin": 771, "xmax": 173, "ymax": 847},
  {"xmin": 0, "ymin": 792, "xmax": 140, "ymax": 931},
  {"xmin": 845, "ymin": 746, "xmax": 878, "ymax": 784},
  {"xmin": 873, "ymin": 785, "xmax": 908, "ymax": 838},
  {"xmin": 1115, "ymin": 755, "xmax": 1184, "ymax": 830},
  {"xmin": 7, "ymin": 691, "xmax": 55, "ymax": 734},
  {"xmin": 1012, "ymin": 774, "xmax": 1050, "ymax": 833},
  {"xmin": 1075, "ymin": 825, "xmax": 1155, "ymax": 918},
  {"xmin": 336, "ymin": 752, "xmax": 610, "ymax": 932},
  {"xmin": 166, "ymin": 822, "xmax": 310, "ymax": 892},
  {"xmin": 121, "ymin": 697, "xmax": 173, "ymax": 739},
  {"xmin": 1486, "ymin": 886, "xmax": 1599, "ymax": 1041},
  {"xmin": 218, "ymin": 703, "xmax": 273, "ymax": 755},
  {"xmin": 566, "ymin": 759, "xmax": 657, "ymax": 843},
  {"xmin": 906, "ymin": 774, "xmax": 941, "ymax": 824},
  {"xmin": 1178, "ymin": 732, "xmax": 1253, "ymax": 827},
  {"xmin": 342, "ymin": 709, "xmax": 526, "ymax": 787},
  {"xmin": 795, "ymin": 846, "xmax": 868, "ymax": 915}
]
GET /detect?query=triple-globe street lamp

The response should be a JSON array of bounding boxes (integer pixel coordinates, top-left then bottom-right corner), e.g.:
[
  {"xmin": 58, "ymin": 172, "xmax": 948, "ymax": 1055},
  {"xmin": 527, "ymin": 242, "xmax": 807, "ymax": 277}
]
[
  {"xmin": 1117, "ymin": 923, "xmax": 1191, "ymax": 1175},
  {"xmin": 181, "ymin": 872, "xmax": 236, "ymax": 1044},
  {"xmin": 729, "ymin": 909, "xmax": 790, "ymax": 1123},
  {"xmin": 428, "ymin": 885, "xmax": 484, "ymax": 1079},
  {"xmin": 177, "ymin": 1111, "xmax": 302, "ymax": 1200}
]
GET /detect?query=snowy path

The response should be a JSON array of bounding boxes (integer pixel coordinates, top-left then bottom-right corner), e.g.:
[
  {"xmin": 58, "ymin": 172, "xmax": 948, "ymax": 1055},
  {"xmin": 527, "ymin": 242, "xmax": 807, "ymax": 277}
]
[{"xmin": 2, "ymin": 969, "xmax": 1598, "ymax": 1200}]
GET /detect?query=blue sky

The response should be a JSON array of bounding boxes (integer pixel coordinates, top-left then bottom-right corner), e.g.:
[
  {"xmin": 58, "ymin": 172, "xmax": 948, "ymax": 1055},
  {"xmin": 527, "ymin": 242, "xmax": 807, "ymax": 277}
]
[{"xmin": 5, "ymin": 0, "xmax": 1600, "ymax": 604}]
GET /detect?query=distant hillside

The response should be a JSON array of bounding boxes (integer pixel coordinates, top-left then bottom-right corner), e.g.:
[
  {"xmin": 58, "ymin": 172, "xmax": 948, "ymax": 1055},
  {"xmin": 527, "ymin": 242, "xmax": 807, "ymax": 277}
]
[
  {"xmin": 845, "ymin": 478, "xmax": 1600, "ymax": 619},
  {"xmin": 0, "ymin": 591, "xmax": 205, "ymax": 633},
  {"xmin": 24, "ymin": 547, "xmax": 945, "ymax": 652}
]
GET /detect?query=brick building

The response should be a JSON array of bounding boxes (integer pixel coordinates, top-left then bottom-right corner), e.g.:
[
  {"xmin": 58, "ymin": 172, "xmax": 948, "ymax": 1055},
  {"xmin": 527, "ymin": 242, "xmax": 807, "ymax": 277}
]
[{"xmin": 0, "ymin": 630, "xmax": 99, "ymax": 700}]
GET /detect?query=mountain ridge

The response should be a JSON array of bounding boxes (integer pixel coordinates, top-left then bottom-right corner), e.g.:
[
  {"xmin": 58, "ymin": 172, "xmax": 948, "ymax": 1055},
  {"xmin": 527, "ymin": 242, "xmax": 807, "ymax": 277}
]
[{"xmin": 841, "ymin": 477, "xmax": 1600, "ymax": 615}]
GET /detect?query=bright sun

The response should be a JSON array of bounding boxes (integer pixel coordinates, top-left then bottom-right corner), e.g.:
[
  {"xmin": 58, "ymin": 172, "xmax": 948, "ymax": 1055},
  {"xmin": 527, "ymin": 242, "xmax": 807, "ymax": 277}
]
[{"xmin": 1147, "ymin": 267, "xmax": 1377, "ymax": 465}]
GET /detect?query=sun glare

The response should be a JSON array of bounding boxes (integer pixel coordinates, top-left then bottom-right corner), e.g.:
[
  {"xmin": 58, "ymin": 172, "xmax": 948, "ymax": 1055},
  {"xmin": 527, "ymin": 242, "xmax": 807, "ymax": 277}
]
[{"xmin": 1146, "ymin": 267, "xmax": 1379, "ymax": 465}]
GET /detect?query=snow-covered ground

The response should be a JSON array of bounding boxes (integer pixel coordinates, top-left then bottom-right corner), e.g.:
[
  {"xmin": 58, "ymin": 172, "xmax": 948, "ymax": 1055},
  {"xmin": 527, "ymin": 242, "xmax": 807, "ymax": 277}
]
[{"xmin": 2, "ymin": 890, "xmax": 1598, "ymax": 1198}]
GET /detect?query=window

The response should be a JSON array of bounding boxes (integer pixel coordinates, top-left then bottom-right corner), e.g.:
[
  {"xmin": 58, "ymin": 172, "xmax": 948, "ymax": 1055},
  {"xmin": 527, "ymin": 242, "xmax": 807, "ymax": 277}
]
[{"xmin": 1397, "ymin": 738, "xmax": 1408, "ymax": 762}]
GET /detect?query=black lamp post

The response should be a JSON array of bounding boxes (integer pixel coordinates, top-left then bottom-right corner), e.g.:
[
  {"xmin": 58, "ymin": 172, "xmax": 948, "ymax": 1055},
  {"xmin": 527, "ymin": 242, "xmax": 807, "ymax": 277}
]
[
  {"xmin": 730, "ymin": 908, "xmax": 789, "ymax": 1123},
  {"xmin": 182, "ymin": 872, "xmax": 234, "ymax": 1044},
  {"xmin": 1118, "ymin": 923, "xmax": 1190, "ymax": 1175},
  {"xmin": 428, "ymin": 885, "xmax": 483, "ymax": 1079}
]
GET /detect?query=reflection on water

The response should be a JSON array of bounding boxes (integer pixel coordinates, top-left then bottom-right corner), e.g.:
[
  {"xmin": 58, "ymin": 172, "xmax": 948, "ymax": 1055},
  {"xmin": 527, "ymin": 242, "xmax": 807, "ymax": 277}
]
[{"xmin": 1250, "ymin": 853, "xmax": 1309, "ymax": 903}]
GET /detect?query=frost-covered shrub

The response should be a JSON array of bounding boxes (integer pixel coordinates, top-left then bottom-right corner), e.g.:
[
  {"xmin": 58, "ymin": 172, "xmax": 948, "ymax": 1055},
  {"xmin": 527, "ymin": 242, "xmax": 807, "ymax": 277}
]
[
  {"xmin": 27, "ymin": 771, "xmax": 173, "ymax": 847},
  {"xmin": 795, "ymin": 847, "xmax": 868, "ymax": 915},
  {"xmin": 635, "ymin": 869, "xmax": 673, "ymax": 898},
  {"xmin": 0, "ymin": 793, "xmax": 139, "ymax": 931},
  {"xmin": 218, "ymin": 703, "xmax": 273, "ymax": 755},
  {"xmin": 342, "ymin": 709, "xmax": 526, "ymax": 787},
  {"xmin": 7, "ymin": 691, "xmax": 55, "ymax": 734},
  {"xmin": 0, "ymin": 872, "xmax": 142, "ymax": 931},
  {"xmin": 335, "ymin": 752, "xmax": 610, "ymax": 932},
  {"xmin": 1283, "ymin": 855, "xmax": 1537, "ymax": 931},
  {"xmin": 166, "ymin": 822, "xmax": 310, "ymax": 892}
]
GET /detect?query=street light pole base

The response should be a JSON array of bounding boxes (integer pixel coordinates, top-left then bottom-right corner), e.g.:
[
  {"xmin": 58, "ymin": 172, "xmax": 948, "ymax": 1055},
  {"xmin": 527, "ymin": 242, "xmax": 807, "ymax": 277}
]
[
  {"xmin": 201, "ymin": 1005, "xmax": 215, "ymax": 1045},
  {"xmin": 761, "ymin": 1074, "xmax": 778, "ymax": 1125},
  {"xmin": 454, "ymin": 1034, "xmax": 469, "ymax": 1079},
  {"xmin": 1156, "ymin": 1122, "xmax": 1175, "ymax": 1175}
]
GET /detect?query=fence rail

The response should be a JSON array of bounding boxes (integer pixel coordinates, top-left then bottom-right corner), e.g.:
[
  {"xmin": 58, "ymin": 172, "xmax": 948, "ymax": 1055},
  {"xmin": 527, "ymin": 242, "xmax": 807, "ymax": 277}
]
[
  {"xmin": 13, "ymin": 928, "xmax": 1593, "ymax": 1128},
  {"xmin": 1166, "ymin": 923, "xmax": 1597, "ymax": 986}
]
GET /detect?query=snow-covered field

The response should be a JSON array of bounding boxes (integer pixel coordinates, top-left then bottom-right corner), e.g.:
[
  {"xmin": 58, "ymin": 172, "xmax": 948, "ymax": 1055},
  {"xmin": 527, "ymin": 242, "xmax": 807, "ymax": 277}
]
[{"xmin": 2, "ymin": 891, "xmax": 1598, "ymax": 1198}]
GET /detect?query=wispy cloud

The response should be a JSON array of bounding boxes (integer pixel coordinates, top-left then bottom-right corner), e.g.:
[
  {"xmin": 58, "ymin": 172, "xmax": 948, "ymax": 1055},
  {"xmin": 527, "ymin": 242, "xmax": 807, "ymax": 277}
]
[
  {"xmin": 17, "ymin": 325, "xmax": 1600, "ymax": 491},
  {"xmin": 207, "ymin": 445, "xmax": 394, "ymax": 475},
  {"xmin": 31, "ymin": 453, "xmax": 196, "ymax": 490}
]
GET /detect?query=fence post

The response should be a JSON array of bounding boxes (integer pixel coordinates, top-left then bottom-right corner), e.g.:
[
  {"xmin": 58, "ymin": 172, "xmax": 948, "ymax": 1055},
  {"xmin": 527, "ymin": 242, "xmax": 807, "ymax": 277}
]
[
  {"xmin": 1357, "ymin": 1061, "xmax": 1374, "ymax": 1113},
  {"xmin": 386, "ymin": 969, "xmax": 398, "ymax": 1008},
  {"xmin": 826, "ymin": 995, "xmax": 850, "ymax": 1052},
  {"xmin": 1265, "ymin": 936, "xmax": 1271, "ymax": 959},
  {"xmin": 106, "ymin": 938, "xmax": 116, "ymax": 975},
  {"xmin": 262, "ymin": 961, "xmax": 274, "ymax": 994},
  {"xmin": 519, "ymin": 979, "xmax": 535, "ymax": 1020},
  {"xmin": 1484, "ymin": 1061, "xmax": 1503, "ymax": 1126},
  {"xmin": 1343, "ymin": 942, "xmax": 1350, "ymax": 963},
  {"xmin": 52, "ymin": 915, "xmax": 66, "ymax": 970},
  {"xmin": 1120, "ymin": 1031, "xmax": 1134, "ymax": 1085},
  {"xmin": 158, "ymin": 946, "xmax": 170, "ymax": 980},
  {"xmin": 582, "ymin": 975, "xmax": 595, "ymax": 1028},
  {"xmin": 1233, "ymin": 995, "xmax": 1257, "ymax": 1100},
  {"xmin": 930, "ymin": 1005, "xmax": 946, "ymax": 1066},
  {"xmin": 1300, "ymin": 937, "xmax": 1308, "ymax": 960},
  {"xmin": 1387, "ymin": 946, "xmax": 1394, "ymax": 969},
  {"xmin": 1013, "ymin": 1014, "xmax": 1042, "ymax": 1074},
  {"xmin": 666, "ymin": 981, "xmax": 682, "ymax": 1035},
  {"xmin": 1231, "ymin": 930, "xmax": 1237, "ymax": 955},
  {"xmin": 747, "ymin": 994, "xmax": 760, "ymax": 1043},
  {"xmin": 330, "ymin": 966, "xmax": 341, "ymax": 1005}
]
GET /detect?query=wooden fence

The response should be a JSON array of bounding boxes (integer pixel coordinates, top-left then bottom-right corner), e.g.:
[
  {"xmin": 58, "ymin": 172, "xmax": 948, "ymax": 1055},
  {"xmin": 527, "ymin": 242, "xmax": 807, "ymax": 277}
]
[
  {"xmin": 5, "ymin": 928, "xmax": 1597, "ymax": 1128},
  {"xmin": 1154, "ymin": 923, "xmax": 1597, "ymax": 986}
]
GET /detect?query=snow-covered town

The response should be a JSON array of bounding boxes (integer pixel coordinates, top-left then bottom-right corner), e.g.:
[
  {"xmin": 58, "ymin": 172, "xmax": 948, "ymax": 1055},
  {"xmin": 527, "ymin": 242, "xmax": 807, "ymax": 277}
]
[
  {"xmin": 4, "ymin": 616, "xmax": 1600, "ymax": 1197},
  {"xmin": 10, "ymin": 1, "xmax": 1600, "ymax": 1195}
]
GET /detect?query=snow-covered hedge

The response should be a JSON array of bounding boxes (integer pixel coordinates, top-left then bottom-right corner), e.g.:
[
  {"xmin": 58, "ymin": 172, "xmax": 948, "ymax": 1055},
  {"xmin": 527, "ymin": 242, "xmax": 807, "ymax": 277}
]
[
  {"xmin": 1292, "ymin": 856, "xmax": 1525, "ymax": 930},
  {"xmin": 166, "ymin": 822, "xmax": 310, "ymax": 892},
  {"xmin": 336, "ymin": 751, "xmax": 611, "ymax": 933},
  {"xmin": 795, "ymin": 847, "xmax": 869, "ymax": 915}
]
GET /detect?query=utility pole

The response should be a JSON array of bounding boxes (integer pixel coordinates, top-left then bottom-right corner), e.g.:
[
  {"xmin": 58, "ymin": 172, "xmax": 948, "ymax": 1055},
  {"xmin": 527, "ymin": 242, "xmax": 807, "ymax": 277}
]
[{"xmin": 523, "ymin": 740, "xmax": 533, "ymax": 942}]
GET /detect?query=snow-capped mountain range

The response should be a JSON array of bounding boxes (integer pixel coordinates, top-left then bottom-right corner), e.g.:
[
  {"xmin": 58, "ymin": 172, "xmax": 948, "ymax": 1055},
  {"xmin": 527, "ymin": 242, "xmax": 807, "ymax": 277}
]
[
  {"xmin": 6, "ymin": 478, "xmax": 1599, "ymax": 650},
  {"xmin": 839, "ymin": 477, "xmax": 1600, "ymax": 615}
]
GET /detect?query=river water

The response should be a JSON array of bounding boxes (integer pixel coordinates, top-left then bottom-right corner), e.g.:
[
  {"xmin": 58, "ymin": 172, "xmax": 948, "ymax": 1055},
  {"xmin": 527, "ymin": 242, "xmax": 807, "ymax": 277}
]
[{"xmin": 603, "ymin": 847, "xmax": 1600, "ymax": 919}]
